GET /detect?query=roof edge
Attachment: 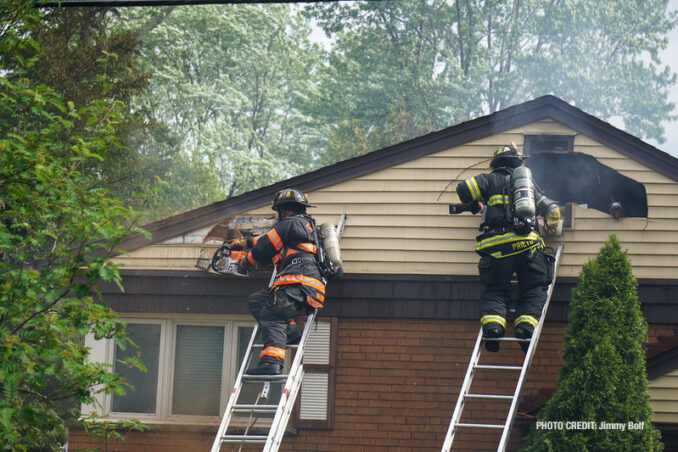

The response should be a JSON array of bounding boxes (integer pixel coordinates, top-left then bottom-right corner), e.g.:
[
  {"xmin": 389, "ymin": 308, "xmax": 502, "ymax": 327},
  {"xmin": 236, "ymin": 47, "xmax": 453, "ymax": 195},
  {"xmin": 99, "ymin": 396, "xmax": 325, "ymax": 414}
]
[{"xmin": 118, "ymin": 95, "xmax": 678, "ymax": 252}]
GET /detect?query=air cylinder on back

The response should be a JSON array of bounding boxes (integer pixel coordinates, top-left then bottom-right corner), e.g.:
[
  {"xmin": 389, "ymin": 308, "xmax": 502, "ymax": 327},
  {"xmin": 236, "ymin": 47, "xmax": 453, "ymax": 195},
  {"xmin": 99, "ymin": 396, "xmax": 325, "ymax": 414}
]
[
  {"xmin": 511, "ymin": 166, "xmax": 536, "ymax": 223},
  {"xmin": 320, "ymin": 223, "xmax": 342, "ymax": 272}
]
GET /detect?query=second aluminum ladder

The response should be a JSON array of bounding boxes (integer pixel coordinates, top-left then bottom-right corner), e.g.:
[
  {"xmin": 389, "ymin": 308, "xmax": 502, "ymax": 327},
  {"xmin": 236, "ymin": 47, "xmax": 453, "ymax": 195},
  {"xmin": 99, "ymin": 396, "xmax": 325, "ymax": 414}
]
[{"xmin": 441, "ymin": 244, "xmax": 563, "ymax": 452}]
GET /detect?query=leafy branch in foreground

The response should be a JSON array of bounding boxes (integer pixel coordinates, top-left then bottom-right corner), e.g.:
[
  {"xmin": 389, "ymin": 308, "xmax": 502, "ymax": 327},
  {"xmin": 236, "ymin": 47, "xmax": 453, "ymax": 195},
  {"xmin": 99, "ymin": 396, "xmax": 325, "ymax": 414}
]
[{"xmin": 1, "ymin": 4, "xmax": 150, "ymax": 449}]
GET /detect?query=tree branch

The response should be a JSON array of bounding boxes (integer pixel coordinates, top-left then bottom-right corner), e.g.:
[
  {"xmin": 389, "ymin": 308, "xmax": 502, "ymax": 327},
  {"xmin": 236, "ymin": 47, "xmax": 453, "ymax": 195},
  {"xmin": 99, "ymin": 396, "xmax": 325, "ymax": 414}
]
[{"xmin": 133, "ymin": 6, "xmax": 176, "ymax": 42}]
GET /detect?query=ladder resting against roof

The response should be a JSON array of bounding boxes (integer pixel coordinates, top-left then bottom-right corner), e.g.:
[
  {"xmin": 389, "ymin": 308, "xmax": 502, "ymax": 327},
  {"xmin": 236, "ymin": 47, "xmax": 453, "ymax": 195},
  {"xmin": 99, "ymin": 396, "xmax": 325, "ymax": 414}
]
[
  {"xmin": 441, "ymin": 244, "xmax": 564, "ymax": 452},
  {"xmin": 211, "ymin": 309, "xmax": 317, "ymax": 452}
]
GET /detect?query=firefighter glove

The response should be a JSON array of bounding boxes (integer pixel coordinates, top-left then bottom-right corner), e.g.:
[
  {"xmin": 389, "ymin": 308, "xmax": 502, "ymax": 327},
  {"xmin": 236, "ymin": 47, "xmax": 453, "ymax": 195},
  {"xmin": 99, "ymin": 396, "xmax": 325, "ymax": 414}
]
[
  {"xmin": 230, "ymin": 238, "xmax": 247, "ymax": 250},
  {"xmin": 468, "ymin": 201, "xmax": 483, "ymax": 215},
  {"xmin": 545, "ymin": 206, "xmax": 561, "ymax": 230}
]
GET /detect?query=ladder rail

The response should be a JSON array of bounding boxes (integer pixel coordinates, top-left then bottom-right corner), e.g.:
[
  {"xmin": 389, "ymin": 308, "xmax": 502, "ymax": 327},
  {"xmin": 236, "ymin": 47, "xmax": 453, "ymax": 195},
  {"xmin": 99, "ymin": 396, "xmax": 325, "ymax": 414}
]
[
  {"xmin": 441, "ymin": 328, "xmax": 484, "ymax": 451},
  {"xmin": 212, "ymin": 214, "xmax": 346, "ymax": 452},
  {"xmin": 496, "ymin": 244, "xmax": 563, "ymax": 452},
  {"xmin": 264, "ymin": 309, "xmax": 317, "ymax": 451},
  {"xmin": 211, "ymin": 322, "xmax": 261, "ymax": 452},
  {"xmin": 441, "ymin": 244, "xmax": 563, "ymax": 452}
]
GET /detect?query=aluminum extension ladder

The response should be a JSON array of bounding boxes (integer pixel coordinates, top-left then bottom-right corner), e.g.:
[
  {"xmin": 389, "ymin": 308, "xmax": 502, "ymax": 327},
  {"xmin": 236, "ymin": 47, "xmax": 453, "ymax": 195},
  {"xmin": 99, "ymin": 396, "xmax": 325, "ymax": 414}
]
[
  {"xmin": 441, "ymin": 244, "xmax": 563, "ymax": 452},
  {"xmin": 212, "ymin": 214, "xmax": 345, "ymax": 452},
  {"xmin": 211, "ymin": 309, "xmax": 317, "ymax": 452}
]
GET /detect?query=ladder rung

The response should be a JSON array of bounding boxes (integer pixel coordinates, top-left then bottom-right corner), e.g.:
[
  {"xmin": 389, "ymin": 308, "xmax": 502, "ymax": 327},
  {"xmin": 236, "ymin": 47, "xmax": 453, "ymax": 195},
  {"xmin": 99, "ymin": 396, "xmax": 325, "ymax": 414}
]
[
  {"xmin": 221, "ymin": 435, "xmax": 268, "ymax": 443},
  {"xmin": 474, "ymin": 364, "xmax": 523, "ymax": 371},
  {"xmin": 455, "ymin": 422, "xmax": 504, "ymax": 429},
  {"xmin": 253, "ymin": 343, "xmax": 299, "ymax": 349},
  {"xmin": 465, "ymin": 393, "xmax": 514, "ymax": 400},
  {"xmin": 243, "ymin": 374, "xmax": 289, "ymax": 381},
  {"xmin": 232, "ymin": 404, "xmax": 278, "ymax": 413},
  {"xmin": 441, "ymin": 245, "xmax": 564, "ymax": 452}
]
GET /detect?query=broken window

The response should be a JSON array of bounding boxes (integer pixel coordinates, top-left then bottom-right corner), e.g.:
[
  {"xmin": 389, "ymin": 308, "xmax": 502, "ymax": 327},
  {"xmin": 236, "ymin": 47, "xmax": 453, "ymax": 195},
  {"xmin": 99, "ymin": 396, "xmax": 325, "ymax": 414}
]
[{"xmin": 526, "ymin": 148, "xmax": 648, "ymax": 219}]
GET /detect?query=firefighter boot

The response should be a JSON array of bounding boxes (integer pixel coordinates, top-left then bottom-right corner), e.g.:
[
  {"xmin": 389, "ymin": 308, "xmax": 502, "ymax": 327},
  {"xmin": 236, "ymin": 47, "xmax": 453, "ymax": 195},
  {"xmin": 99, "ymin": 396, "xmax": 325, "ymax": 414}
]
[
  {"xmin": 483, "ymin": 325, "xmax": 505, "ymax": 353},
  {"xmin": 514, "ymin": 325, "xmax": 533, "ymax": 353},
  {"xmin": 247, "ymin": 358, "xmax": 283, "ymax": 376}
]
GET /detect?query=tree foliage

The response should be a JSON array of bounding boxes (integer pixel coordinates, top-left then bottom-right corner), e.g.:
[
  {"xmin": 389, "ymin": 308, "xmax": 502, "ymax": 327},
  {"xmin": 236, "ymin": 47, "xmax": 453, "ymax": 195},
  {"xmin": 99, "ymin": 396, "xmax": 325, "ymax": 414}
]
[
  {"xmin": 4, "ymin": 5, "xmax": 223, "ymax": 219},
  {"xmin": 520, "ymin": 235, "xmax": 662, "ymax": 451},
  {"xmin": 135, "ymin": 4, "xmax": 325, "ymax": 197},
  {"xmin": 0, "ymin": 2, "xmax": 147, "ymax": 449},
  {"xmin": 308, "ymin": 0, "xmax": 677, "ymax": 163}
]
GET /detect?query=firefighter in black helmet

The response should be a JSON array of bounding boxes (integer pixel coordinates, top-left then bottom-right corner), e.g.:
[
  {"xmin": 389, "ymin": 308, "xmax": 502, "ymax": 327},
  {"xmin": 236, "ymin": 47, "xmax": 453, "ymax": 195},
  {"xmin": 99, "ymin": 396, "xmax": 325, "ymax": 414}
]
[
  {"xmin": 455, "ymin": 145, "xmax": 560, "ymax": 352},
  {"xmin": 233, "ymin": 188, "xmax": 326, "ymax": 375}
]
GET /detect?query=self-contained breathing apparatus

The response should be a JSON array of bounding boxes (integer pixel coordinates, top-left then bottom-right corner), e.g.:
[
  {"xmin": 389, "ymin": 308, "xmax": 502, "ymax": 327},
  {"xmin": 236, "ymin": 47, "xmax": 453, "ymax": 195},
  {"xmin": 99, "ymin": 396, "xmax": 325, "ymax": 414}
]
[
  {"xmin": 449, "ymin": 144, "xmax": 558, "ymax": 237},
  {"xmin": 196, "ymin": 188, "xmax": 344, "ymax": 279},
  {"xmin": 509, "ymin": 165, "xmax": 536, "ymax": 235},
  {"xmin": 317, "ymin": 221, "xmax": 343, "ymax": 278},
  {"xmin": 199, "ymin": 219, "xmax": 344, "ymax": 279}
]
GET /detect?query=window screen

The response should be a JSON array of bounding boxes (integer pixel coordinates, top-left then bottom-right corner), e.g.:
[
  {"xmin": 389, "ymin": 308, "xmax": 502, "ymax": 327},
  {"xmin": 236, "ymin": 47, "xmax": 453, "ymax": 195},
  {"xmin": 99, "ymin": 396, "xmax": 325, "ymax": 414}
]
[
  {"xmin": 172, "ymin": 325, "xmax": 224, "ymax": 416},
  {"xmin": 111, "ymin": 323, "xmax": 161, "ymax": 414}
]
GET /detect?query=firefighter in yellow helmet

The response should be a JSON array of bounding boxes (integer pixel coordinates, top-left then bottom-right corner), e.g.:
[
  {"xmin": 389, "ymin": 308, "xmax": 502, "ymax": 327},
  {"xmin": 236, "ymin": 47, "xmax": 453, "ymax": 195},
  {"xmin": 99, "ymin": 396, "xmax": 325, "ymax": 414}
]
[
  {"xmin": 455, "ymin": 145, "xmax": 560, "ymax": 352},
  {"xmin": 232, "ymin": 188, "xmax": 326, "ymax": 375}
]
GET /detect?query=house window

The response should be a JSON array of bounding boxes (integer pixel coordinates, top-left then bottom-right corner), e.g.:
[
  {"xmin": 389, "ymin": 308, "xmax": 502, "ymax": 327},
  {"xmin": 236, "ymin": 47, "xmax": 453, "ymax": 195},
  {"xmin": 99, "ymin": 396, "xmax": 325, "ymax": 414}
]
[
  {"xmin": 171, "ymin": 325, "xmax": 224, "ymax": 416},
  {"xmin": 110, "ymin": 323, "xmax": 161, "ymax": 414},
  {"xmin": 84, "ymin": 315, "xmax": 335, "ymax": 428},
  {"xmin": 84, "ymin": 317, "xmax": 256, "ymax": 422}
]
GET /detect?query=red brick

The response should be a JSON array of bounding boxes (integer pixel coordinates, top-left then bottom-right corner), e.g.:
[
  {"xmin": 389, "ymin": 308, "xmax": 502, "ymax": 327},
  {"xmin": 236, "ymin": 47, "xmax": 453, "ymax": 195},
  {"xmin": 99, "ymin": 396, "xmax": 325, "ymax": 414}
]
[{"xmin": 69, "ymin": 319, "xmax": 675, "ymax": 451}]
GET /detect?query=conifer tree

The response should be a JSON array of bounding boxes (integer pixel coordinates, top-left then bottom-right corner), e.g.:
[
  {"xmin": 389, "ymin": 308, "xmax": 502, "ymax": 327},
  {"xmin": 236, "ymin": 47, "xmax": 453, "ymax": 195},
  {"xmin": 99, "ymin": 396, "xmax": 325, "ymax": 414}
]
[{"xmin": 521, "ymin": 235, "xmax": 662, "ymax": 451}]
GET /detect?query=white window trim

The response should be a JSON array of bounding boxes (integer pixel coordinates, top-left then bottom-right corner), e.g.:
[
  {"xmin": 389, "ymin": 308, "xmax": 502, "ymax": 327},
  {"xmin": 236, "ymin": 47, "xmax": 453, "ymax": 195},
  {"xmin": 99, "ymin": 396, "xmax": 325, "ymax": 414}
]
[
  {"xmin": 83, "ymin": 314, "xmax": 334, "ymax": 428},
  {"xmin": 83, "ymin": 314, "xmax": 251, "ymax": 425}
]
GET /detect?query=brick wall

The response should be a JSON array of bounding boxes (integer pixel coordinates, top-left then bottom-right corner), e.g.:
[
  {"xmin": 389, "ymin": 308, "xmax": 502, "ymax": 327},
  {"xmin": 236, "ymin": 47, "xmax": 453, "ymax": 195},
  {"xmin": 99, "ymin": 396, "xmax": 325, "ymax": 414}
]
[{"xmin": 69, "ymin": 319, "xmax": 676, "ymax": 451}]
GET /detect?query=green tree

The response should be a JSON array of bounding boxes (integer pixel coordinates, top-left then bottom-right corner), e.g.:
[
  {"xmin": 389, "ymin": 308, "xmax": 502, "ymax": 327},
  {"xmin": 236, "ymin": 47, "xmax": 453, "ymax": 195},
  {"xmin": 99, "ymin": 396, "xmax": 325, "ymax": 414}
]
[
  {"xmin": 3, "ymin": 5, "xmax": 223, "ymax": 219},
  {"xmin": 308, "ymin": 0, "xmax": 677, "ymax": 163},
  {"xmin": 0, "ymin": 2, "xmax": 147, "ymax": 448},
  {"xmin": 136, "ymin": 4, "xmax": 325, "ymax": 197},
  {"xmin": 520, "ymin": 235, "xmax": 662, "ymax": 451}
]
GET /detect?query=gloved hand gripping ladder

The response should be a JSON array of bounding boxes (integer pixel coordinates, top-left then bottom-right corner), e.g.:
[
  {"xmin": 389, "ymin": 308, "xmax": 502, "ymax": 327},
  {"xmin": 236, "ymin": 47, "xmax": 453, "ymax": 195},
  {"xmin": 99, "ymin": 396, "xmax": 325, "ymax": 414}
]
[
  {"xmin": 211, "ymin": 214, "xmax": 346, "ymax": 452},
  {"xmin": 441, "ymin": 244, "xmax": 563, "ymax": 452}
]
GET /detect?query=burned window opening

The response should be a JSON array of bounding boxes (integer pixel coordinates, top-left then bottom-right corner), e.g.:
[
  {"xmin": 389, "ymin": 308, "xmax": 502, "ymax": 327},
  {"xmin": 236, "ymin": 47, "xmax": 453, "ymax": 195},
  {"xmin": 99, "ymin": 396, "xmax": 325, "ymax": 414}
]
[{"xmin": 526, "ymin": 152, "xmax": 648, "ymax": 219}]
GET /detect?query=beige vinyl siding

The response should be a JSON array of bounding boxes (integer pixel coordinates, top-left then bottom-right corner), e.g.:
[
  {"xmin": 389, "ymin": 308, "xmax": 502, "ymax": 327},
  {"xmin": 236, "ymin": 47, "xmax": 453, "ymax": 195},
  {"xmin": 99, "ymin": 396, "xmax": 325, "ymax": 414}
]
[
  {"xmin": 114, "ymin": 119, "xmax": 678, "ymax": 280},
  {"xmin": 650, "ymin": 370, "xmax": 678, "ymax": 423}
]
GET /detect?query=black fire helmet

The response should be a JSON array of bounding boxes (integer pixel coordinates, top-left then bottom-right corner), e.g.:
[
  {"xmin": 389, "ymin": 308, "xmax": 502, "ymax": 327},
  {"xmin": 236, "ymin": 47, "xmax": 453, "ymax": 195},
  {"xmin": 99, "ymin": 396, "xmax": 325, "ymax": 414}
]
[
  {"xmin": 490, "ymin": 144, "xmax": 524, "ymax": 170},
  {"xmin": 272, "ymin": 188, "xmax": 315, "ymax": 212}
]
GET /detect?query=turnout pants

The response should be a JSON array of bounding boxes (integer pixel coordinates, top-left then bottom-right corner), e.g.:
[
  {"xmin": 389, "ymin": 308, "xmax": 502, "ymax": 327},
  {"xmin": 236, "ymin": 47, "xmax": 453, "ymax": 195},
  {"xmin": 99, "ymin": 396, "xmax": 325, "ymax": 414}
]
[
  {"xmin": 248, "ymin": 286, "xmax": 308, "ymax": 364},
  {"xmin": 478, "ymin": 249, "xmax": 554, "ymax": 336}
]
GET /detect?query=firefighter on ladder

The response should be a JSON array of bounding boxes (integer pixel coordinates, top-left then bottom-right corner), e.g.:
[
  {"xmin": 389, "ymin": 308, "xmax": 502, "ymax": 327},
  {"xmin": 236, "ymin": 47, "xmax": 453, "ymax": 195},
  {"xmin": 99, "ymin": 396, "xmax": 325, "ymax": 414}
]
[
  {"xmin": 231, "ymin": 188, "xmax": 326, "ymax": 375},
  {"xmin": 454, "ymin": 145, "xmax": 560, "ymax": 352}
]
